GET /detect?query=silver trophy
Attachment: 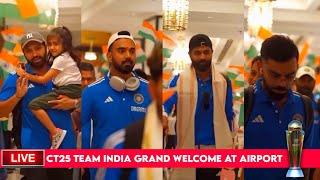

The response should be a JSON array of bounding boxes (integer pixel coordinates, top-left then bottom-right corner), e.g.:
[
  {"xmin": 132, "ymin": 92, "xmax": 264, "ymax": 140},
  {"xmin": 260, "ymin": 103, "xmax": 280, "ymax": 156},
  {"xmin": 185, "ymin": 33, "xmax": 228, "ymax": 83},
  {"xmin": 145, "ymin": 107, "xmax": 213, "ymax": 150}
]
[{"xmin": 286, "ymin": 120, "xmax": 304, "ymax": 178}]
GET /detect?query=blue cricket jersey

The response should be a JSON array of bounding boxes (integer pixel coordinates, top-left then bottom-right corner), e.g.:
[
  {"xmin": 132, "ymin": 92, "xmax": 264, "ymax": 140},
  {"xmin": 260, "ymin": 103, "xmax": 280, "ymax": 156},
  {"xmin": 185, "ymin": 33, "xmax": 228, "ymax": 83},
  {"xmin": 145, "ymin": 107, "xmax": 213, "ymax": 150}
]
[
  {"xmin": 95, "ymin": 129, "xmax": 137, "ymax": 180},
  {"xmin": 310, "ymin": 97, "xmax": 320, "ymax": 148},
  {"xmin": 0, "ymin": 64, "xmax": 76, "ymax": 149},
  {"xmin": 81, "ymin": 73, "xmax": 151, "ymax": 179},
  {"xmin": 245, "ymin": 79, "xmax": 313, "ymax": 180},
  {"xmin": 163, "ymin": 74, "xmax": 234, "ymax": 146}
]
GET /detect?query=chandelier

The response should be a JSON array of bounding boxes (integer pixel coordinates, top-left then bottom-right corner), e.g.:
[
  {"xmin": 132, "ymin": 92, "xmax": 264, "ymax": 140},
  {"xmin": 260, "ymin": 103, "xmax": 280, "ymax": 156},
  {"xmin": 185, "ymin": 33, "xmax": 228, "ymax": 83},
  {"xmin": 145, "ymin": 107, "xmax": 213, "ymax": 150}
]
[
  {"xmin": 247, "ymin": 0, "xmax": 274, "ymax": 36},
  {"xmin": 163, "ymin": 0, "xmax": 189, "ymax": 31}
]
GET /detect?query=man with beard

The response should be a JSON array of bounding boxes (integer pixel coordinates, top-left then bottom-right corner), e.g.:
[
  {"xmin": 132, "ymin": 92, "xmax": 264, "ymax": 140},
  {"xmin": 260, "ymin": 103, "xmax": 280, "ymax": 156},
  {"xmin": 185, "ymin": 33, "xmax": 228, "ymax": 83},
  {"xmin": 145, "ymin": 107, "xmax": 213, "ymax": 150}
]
[
  {"xmin": 244, "ymin": 35, "xmax": 314, "ymax": 180},
  {"xmin": 95, "ymin": 41, "xmax": 163, "ymax": 180},
  {"xmin": 295, "ymin": 66, "xmax": 320, "ymax": 179},
  {"xmin": 163, "ymin": 34, "xmax": 234, "ymax": 180},
  {"xmin": 248, "ymin": 56, "xmax": 262, "ymax": 85},
  {"xmin": 295, "ymin": 66, "xmax": 318, "ymax": 129},
  {"xmin": 81, "ymin": 31, "xmax": 151, "ymax": 179},
  {"xmin": 0, "ymin": 32, "xmax": 75, "ymax": 179},
  {"xmin": 295, "ymin": 66, "xmax": 316, "ymax": 97}
]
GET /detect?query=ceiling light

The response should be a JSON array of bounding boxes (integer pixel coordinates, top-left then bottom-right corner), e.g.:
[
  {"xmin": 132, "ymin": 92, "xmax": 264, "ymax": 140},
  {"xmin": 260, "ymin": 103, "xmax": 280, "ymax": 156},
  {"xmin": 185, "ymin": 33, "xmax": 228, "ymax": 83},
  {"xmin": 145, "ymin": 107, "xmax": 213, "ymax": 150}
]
[
  {"xmin": 163, "ymin": 0, "xmax": 189, "ymax": 31},
  {"xmin": 247, "ymin": 0, "xmax": 274, "ymax": 36}
]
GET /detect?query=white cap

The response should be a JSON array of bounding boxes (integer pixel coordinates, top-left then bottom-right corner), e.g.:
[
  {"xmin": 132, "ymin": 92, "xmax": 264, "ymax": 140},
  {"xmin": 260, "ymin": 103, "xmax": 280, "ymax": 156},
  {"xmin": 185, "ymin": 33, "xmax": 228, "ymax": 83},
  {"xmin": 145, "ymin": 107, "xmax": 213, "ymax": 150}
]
[
  {"xmin": 296, "ymin": 66, "xmax": 315, "ymax": 80},
  {"xmin": 107, "ymin": 31, "xmax": 135, "ymax": 50}
]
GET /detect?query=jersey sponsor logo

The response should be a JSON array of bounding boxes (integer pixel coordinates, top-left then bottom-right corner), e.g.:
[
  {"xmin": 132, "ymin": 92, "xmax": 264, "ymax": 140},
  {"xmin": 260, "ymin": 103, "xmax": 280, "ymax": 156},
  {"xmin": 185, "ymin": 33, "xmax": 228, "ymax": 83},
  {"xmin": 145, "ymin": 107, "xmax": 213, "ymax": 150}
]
[
  {"xmin": 252, "ymin": 115, "xmax": 264, "ymax": 123},
  {"xmin": 292, "ymin": 113, "xmax": 303, "ymax": 122},
  {"xmin": 134, "ymin": 93, "xmax": 144, "ymax": 104},
  {"xmin": 131, "ymin": 106, "xmax": 146, "ymax": 113},
  {"xmin": 104, "ymin": 96, "xmax": 113, "ymax": 103}
]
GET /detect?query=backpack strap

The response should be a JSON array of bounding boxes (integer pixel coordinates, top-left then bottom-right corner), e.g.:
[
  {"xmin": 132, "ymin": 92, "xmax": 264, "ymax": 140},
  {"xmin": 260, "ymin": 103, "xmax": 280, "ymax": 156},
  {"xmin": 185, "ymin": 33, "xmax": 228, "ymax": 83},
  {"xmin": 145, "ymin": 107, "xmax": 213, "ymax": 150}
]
[
  {"xmin": 244, "ymin": 86, "xmax": 255, "ymax": 127},
  {"xmin": 300, "ymin": 94, "xmax": 314, "ymax": 131},
  {"xmin": 120, "ymin": 119, "xmax": 145, "ymax": 180}
]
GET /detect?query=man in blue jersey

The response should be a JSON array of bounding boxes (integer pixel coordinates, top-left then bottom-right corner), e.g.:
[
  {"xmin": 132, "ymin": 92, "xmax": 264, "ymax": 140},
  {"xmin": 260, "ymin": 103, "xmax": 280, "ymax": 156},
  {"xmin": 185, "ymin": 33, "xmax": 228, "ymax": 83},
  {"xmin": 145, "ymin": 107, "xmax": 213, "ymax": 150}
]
[
  {"xmin": 95, "ymin": 41, "xmax": 163, "ymax": 180},
  {"xmin": 244, "ymin": 35, "xmax": 314, "ymax": 180},
  {"xmin": 295, "ymin": 66, "xmax": 320, "ymax": 179},
  {"xmin": 295, "ymin": 66, "xmax": 320, "ymax": 148},
  {"xmin": 0, "ymin": 32, "xmax": 75, "ymax": 179},
  {"xmin": 81, "ymin": 31, "xmax": 151, "ymax": 179},
  {"xmin": 163, "ymin": 34, "xmax": 235, "ymax": 180},
  {"xmin": 248, "ymin": 56, "xmax": 262, "ymax": 85}
]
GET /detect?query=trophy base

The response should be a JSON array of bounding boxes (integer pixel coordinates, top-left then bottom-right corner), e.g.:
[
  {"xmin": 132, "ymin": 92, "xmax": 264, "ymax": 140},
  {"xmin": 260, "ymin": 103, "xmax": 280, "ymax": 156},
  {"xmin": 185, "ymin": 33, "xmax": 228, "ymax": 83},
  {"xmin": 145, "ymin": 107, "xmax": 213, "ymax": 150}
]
[{"xmin": 286, "ymin": 167, "xmax": 304, "ymax": 178}]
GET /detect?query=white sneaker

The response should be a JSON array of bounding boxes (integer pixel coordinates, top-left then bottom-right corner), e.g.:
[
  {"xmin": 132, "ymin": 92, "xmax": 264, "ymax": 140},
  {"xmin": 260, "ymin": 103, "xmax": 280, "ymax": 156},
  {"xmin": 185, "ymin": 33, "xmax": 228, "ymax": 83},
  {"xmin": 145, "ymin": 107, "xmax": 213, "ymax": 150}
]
[{"xmin": 50, "ymin": 129, "xmax": 67, "ymax": 149}]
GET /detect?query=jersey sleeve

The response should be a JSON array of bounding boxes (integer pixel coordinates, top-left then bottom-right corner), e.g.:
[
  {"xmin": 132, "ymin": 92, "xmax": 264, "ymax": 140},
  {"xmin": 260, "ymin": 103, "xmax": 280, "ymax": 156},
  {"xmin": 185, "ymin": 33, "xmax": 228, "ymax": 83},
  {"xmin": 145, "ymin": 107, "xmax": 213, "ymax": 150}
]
[
  {"xmin": 81, "ymin": 87, "xmax": 94, "ymax": 149},
  {"xmin": 225, "ymin": 77, "xmax": 235, "ymax": 130},
  {"xmin": 0, "ymin": 74, "xmax": 18, "ymax": 101}
]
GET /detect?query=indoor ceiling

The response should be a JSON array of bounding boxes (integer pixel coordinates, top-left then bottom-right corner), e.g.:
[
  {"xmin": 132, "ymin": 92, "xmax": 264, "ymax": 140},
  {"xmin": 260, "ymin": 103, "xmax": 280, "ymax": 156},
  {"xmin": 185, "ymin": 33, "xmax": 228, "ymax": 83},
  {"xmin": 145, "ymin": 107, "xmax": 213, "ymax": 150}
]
[
  {"xmin": 2, "ymin": 0, "xmax": 319, "ymax": 65},
  {"xmin": 245, "ymin": 0, "xmax": 320, "ymax": 54}
]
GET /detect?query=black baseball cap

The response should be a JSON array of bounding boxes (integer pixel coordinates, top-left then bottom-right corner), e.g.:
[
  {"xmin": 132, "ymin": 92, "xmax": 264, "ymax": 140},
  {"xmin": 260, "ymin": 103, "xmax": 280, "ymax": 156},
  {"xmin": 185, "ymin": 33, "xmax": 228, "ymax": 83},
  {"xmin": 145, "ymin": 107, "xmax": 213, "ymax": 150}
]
[{"xmin": 189, "ymin": 34, "xmax": 212, "ymax": 52}]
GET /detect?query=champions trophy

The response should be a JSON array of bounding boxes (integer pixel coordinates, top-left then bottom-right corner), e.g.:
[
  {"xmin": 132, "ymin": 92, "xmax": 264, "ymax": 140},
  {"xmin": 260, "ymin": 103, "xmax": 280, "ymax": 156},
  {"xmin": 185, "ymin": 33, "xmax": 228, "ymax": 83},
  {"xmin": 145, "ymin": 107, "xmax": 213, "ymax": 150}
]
[{"xmin": 286, "ymin": 120, "xmax": 304, "ymax": 178}]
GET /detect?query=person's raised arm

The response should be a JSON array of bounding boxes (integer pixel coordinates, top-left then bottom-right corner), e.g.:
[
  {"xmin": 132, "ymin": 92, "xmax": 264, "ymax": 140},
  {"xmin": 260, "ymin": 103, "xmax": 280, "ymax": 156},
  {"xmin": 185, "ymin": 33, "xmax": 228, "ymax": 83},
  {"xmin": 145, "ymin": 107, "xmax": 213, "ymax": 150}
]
[{"xmin": 0, "ymin": 76, "xmax": 28, "ymax": 117}]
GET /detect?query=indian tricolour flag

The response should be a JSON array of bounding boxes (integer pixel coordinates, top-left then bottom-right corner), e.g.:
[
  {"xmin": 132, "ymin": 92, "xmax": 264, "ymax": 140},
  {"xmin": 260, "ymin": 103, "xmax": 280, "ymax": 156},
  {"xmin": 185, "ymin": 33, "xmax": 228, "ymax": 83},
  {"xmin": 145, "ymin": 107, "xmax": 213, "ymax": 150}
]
[
  {"xmin": 0, "ymin": 0, "xmax": 58, "ymax": 25},
  {"xmin": 138, "ymin": 21, "xmax": 176, "ymax": 59},
  {"xmin": 225, "ymin": 68, "xmax": 239, "ymax": 80},
  {"xmin": 2, "ymin": 26, "xmax": 24, "ymax": 43},
  {"xmin": 226, "ymin": 66, "xmax": 245, "ymax": 93},
  {"xmin": 225, "ymin": 66, "xmax": 244, "ymax": 128},
  {"xmin": 136, "ymin": 43, "xmax": 147, "ymax": 63},
  {"xmin": 2, "ymin": 26, "xmax": 25, "ymax": 54},
  {"xmin": 0, "ymin": 51, "xmax": 19, "ymax": 73},
  {"xmin": 2, "ymin": 26, "xmax": 24, "ymax": 57},
  {"xmin": 0, "ymin": 26, "xmax": 24, "ymax": 76},
  {"xmin": 138, "ymin": 21, "xmax": 157, "ymax": 44}
]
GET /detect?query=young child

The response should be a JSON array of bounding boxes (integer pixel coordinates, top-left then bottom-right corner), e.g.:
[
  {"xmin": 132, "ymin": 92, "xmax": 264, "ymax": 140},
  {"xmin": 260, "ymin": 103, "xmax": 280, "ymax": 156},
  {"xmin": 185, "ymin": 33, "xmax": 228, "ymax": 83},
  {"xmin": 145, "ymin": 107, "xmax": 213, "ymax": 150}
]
[{"xmin": 16, "ymin": 27, "xmax": 81, "ymax": 149}]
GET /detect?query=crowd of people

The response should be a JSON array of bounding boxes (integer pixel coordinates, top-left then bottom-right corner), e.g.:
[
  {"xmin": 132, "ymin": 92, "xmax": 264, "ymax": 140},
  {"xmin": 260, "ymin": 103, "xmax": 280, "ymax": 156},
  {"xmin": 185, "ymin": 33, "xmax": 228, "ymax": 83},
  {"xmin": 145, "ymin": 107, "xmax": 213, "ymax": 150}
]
[{"xmin": 0, "ymin": 24, "xmax": 320, "ymax": 180}]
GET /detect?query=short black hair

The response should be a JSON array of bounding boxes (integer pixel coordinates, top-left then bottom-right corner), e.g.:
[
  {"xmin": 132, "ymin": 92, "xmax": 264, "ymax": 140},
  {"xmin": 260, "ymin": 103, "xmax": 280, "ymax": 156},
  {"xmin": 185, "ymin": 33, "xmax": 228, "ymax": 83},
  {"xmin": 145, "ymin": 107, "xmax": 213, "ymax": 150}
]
[
  {"xmin": 260, "ymin": 35, "xmax": 299, "ymax": 62},
  {"xmin": 252, "ymin": 56, "xmax": 262, "ymax": 66},
  {"xmin": 147, "ymin": 41, "xmax": 162, "ymax": 82},
  {"xmin": 79, "ymin": 62, "xmax": 94, "ymax": 72}
]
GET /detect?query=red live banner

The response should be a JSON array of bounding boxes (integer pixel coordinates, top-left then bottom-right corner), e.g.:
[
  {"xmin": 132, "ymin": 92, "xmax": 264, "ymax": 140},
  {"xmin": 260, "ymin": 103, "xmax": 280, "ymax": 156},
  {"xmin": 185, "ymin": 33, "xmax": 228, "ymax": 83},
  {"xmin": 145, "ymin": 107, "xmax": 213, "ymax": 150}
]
[
  {"xmin": 1, "ymin": 149, "xmax": 320, "ymax": 168},
  {"xmin": 2, "ymin": 150, "xmax": 44, "ymax": 167}
]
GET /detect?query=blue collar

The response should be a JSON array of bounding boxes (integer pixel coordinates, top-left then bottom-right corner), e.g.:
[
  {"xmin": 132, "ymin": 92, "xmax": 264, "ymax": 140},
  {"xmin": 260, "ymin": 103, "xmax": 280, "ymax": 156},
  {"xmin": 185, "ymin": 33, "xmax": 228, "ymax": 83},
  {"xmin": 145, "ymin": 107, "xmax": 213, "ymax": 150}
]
[
  {"xmin": 106, "ymin": 71, "xmax": 137, "ymax": 79},
  {"xmin": 25, "ymin": 63, "xmax": 50, "ymax": 75},
  {"xmin": 197, "ymin": 76, "xmax": 212, "ymax": 82},
  {"xmin": 25, "ymin": 64, "xmax": 35, "ymax": 74}
]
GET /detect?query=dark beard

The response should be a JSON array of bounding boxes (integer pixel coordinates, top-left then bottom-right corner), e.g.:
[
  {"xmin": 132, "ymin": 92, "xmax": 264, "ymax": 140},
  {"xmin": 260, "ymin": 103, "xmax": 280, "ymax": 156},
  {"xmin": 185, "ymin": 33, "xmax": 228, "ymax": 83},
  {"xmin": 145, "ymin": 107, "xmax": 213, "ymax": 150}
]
[
  {"xmin": 27, "ymin": 56, "xmax": 47, "ymax": 69},
  {"xmin": 192, "ymin": 60, "xmax": 211, "ymax": 72},
  {"xmin": 263, "ymin": 80, "xmax": 288, "ymax": 101},
  {"xmin": 113, "ymin": 59, "xmax": 134, "ymax": 74}
]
